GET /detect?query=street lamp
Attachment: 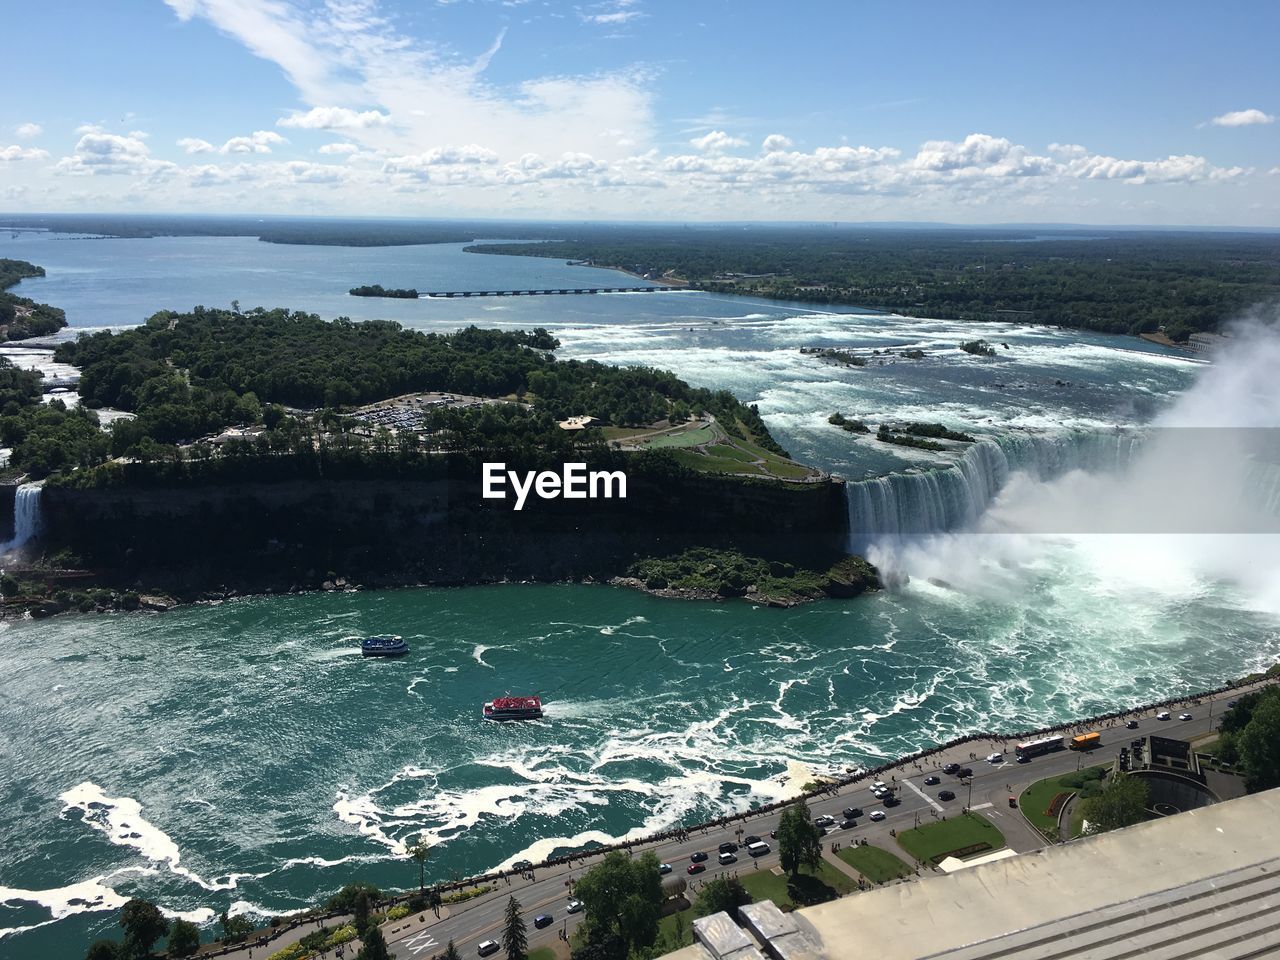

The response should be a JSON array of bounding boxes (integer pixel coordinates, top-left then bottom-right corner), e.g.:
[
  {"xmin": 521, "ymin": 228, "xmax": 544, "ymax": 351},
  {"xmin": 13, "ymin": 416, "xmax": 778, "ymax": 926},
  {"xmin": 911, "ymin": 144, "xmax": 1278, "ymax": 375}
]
[{"xmin": 965, "ymin": 777, "xmax": 973, "ymax": 810}]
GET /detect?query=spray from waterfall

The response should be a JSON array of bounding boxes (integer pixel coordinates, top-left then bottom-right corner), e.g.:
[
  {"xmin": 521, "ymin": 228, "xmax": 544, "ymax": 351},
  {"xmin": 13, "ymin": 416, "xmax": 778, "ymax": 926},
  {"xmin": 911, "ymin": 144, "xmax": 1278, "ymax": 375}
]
[
  {"xmin": 1, "ymin": 482, "xmax": 44, "ymax": 554},
  {"xmin": 860, "ymin": 314, "xmax": 1280, "ymax": 613}
]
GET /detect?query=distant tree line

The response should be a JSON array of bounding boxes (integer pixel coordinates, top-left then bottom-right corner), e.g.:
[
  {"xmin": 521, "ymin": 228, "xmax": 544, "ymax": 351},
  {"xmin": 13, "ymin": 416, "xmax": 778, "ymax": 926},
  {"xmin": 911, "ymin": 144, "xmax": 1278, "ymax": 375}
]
[
  {"xmin": 467, "ymin": 228, "xmax": 1280, "ymax": 337},
  {"xmin": 0, "ymin": 258, "xmax": 68, "ymax": 341},
  {"xmin": 350, "ymin": 284, "xmax": 419, "ymax": 299}
]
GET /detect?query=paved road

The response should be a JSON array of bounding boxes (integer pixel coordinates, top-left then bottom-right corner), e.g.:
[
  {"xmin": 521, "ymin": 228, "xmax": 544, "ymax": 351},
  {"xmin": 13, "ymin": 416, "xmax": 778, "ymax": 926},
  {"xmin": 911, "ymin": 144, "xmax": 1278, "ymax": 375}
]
[{"xmin": 385, "ymin": 681, "xmax": 1267, "ymax": 959}]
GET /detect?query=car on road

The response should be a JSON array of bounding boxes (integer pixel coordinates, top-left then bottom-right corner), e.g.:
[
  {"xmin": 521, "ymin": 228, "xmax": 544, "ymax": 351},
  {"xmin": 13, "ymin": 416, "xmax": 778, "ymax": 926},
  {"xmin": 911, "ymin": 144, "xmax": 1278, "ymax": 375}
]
[
  {"xmin": 1015, "ymin": 755, "xmax": 1031, "ymax": 764},
  {"xmin": 1157, "ymin": 711, "xmax": 1171, "ymax": 720},
  {"xmin": 1008, "ymin": 796, "xmax": 1018, "ymax": 808},
  {"xmin": 478, "ymin": 941, "xmax": 501, "ymax": 957},
  {"xmin": 687, "ymin": 862, "xmax": 706, "ymax": 875},
  {"xmin": 872, "ymin": 780, "xmax": 888, "ymax": 790},
  {"xmin": 658, "ymin": 863, "xmax": 672, "ymax": 875},
  {"xmin": 986, "ymin": 752, "xmax": 1004, "ymax": 764},
  {"xmin": 923, "ymin": 775, "xmax": 940, "ymax": 785},
  {"xmin": 690, "ymin": 851, "xmax": 708, "ymax": 862},
  {"xmin": 1126, "ymin": 719, "xmax": 1140, "ymax": 729},
  {"xmin": 959, "ymin": 767, "xmax": 973, "ymax": 778},
  {"xmin": 718, "ymin": 841, "xmax": 738, "ymax": 854},
  {"xmin": 842, "ymin": 806, "xmax": 863, "ymax": 819},
  {"xmin": 869, "ymin": 810, "xmax": 886, "ymax": 822},
  {"xmin": 718, "ymin": 852, "xmax": 738, "ymax": 864},
  {"xmin": 814, "ymin": 815, "xmax": 835, "ymax": 827},
  {"xmin": 534, "ymin": 914, "xmax": 553, "ymax": 929},
  {"xmin": 883, "ymin": 795, "xmax": 901, "ymax": 807},
  {"xmin": 943, "ymin": 763, "xmax": 961, "ymax": 774},
  {"xmin": 744, "ymin": 835, "xmax": 761, "ymax": 845},
  {"xmin": 938, "ymin": 790, "xmax": 956, "ymax": 801},
  {"xmin": 840, "ymin": 817, "xmax": 858, "ymax": 829},
  {"xmin": 566, "ymin": 899, "xmax": 583, "ymax": 914},
  {"xmin": 747, "ymin": 841, "xmax": 771, "ymax": 857},
  {"xmin": 1180, "ymin": 712, "xmax": 1193, "ymax": 720}
]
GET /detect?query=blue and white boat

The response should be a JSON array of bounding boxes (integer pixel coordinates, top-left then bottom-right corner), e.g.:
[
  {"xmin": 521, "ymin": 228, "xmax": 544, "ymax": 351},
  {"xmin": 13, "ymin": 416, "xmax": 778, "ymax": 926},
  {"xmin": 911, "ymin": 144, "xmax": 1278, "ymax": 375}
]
[{"xmin": 358, "ymin": 635, "xmax": 409, "ymax": 657}]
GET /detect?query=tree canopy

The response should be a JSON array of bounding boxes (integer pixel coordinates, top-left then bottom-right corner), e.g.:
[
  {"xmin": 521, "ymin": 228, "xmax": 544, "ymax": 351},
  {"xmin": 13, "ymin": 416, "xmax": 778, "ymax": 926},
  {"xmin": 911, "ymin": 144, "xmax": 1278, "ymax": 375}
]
[
  {"xmin": 1078, "ymin": 772, "xmax": 1150, "ymax": 834},
  {"xmin": 693, "ymin": 876, "xmax": 754, "ymax": 919},
  {"xmin": 573, "ymin": 850, "xmax": 664, "ymax": 960},
  {"xmin": 777, "ymin": 803, "xmax": 823, "ymax": 877}
]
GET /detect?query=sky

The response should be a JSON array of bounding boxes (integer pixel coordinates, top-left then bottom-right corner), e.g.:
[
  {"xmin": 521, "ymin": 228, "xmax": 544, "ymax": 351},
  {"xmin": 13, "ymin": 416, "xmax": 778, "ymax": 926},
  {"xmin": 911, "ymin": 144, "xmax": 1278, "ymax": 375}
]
[{"xmin": 2, "ymin": 0, "xmax": 1278, "ymax": 225}]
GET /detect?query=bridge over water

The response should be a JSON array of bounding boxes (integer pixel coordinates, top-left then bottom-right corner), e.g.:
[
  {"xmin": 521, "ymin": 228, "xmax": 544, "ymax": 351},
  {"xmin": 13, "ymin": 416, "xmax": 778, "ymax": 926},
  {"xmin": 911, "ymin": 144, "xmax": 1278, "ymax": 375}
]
[{"xmin": 421, "ymin": 286, "xmax": 664, "ymax": 298}]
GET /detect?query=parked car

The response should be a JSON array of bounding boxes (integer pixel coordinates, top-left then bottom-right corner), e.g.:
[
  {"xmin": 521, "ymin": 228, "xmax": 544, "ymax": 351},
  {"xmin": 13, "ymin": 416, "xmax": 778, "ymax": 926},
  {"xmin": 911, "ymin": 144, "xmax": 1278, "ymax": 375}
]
[
  {"xmin": 840, "ymin": 817, "xmax": 858, "ymax": 829},
  {"xmin": 869, "ymin": 810, "xmax": 886, "ymax": 822},
  {"xmin": 1180, "ymin": 712, "xmax": 1193, "ymax": 721},
  {"xmin": 943, "ymin": 763, "xmax": 961, "ymax": 774},
  {"xmin": 718, "ymin": 852, "xmax": 738, "ymax": 865},
  {"xmin": 923, "ymin": 775, "xmax": 940, "ymax": 785},
  {"xmin": 658, "ymin": 863, "xmax": 672, "ymax": 875},
  {"xmin": 718, "ymin": 841, "xmax": 738, "ymax": 854},
  {"xmin": 842, "ymin": 806, "xmax": 863, "ymax": 819},
  {"xmin": 478, "ymin": 941, "xmax": 501, "ymax": 957},
  {"xmin": 938, "ymin": 790, "xmax": 956, "ymax": 801},
  {"xmin": 534, "ymin": 914, "xmax": 553, "ymax": 930},
  {"xmin": 1125, "ymin": 719, "xmax": 1140, "ymax": 729},
  {"xmin": 690, "ymin": 851, "xmax": 708, "ymax": 862},
  {"xmin": 566, "ymin": 899, "xmax": 583, "ymax": 914},
  {"xmin": 687, "ymin": 862, "xmax": 706, "ymax": 875}
]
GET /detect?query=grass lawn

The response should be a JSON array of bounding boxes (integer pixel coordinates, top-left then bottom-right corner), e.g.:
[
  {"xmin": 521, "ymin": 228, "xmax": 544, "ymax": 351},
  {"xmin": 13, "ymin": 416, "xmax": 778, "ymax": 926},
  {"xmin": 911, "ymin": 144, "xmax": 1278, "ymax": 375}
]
[
  {"xmin": 644, "ymin": 424, "xmax": 717, "ymax": 448},
  {"xmin": 1018, "ymin": 765, "xmax": 1108, "ymax": 837},
  {"xmin": 739, "ymin": 862, "xmax": 857, "ymax": 909},
  {"xmin": 837, "ymin": 845, "xmax": 914, "ymax": 884},
  {"xmin": 895, "ymin": 813, "xmax": 1006, "ymax": 865},
  {"xmin": 657, "ymin": 907, "xmax": 696, "ymax": 950},
  {"xmin": 528, "ymin": 948, "xmax": 559, "ymax": 960}
]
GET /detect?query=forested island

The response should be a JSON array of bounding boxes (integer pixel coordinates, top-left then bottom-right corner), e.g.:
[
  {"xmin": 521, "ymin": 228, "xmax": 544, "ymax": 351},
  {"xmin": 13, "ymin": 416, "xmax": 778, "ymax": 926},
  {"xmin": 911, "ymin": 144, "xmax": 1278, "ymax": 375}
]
[
  {"xmin": 465, "ymin": 227, "xmax": 1280, "ymax": 339},
  {"xmin": 350, "ymin": 284, "xmax": 420, "ymax": 299},
  {"xmin": 0, "ymin": 259, "xmax": 68, "ymax": 340},
  {"xmin": 3, "ymin": 304, "xmax": 873, "ymax": 612}
]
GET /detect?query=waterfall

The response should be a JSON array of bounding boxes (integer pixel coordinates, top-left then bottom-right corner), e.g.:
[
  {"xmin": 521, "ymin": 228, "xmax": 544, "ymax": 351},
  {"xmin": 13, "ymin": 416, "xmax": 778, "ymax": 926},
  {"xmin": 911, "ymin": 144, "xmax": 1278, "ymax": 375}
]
[
  {"xmin": 846, "ymin": 431, "xmax": 1143, "ymax": 545},
  {"xmin": 2, "ymin": 483, "xmax": 44, "ymax": 554}
]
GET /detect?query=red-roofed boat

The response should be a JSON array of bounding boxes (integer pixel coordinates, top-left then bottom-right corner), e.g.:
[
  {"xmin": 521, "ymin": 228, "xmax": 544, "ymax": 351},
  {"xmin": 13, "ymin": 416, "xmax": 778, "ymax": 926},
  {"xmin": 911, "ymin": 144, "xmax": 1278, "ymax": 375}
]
[{"xmin": 483, "ymin": 695, "xmax": 543, "ymax": 721}]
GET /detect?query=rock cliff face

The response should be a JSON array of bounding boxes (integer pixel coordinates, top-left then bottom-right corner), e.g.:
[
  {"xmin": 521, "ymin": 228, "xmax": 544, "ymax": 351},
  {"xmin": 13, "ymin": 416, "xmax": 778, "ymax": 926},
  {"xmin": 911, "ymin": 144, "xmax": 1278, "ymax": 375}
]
[{"xmin": 32, "ymin": 472, "xmax": 851, "ymax": 597}]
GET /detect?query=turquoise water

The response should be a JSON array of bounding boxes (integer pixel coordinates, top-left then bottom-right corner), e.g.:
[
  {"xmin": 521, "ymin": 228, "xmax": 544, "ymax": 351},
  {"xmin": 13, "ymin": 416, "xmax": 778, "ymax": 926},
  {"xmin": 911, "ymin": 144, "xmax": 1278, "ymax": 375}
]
[{"xmin": 0, "ymin": 233, "xmax": 1276, "ymax": 957}]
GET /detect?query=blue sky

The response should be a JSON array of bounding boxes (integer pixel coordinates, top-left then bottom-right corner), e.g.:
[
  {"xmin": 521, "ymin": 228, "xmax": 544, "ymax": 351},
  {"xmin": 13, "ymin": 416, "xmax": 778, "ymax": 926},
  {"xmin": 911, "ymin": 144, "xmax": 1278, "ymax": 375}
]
[{"xmin": 3, "ymin": 0, "xmax": 1278, "ymax": 224}]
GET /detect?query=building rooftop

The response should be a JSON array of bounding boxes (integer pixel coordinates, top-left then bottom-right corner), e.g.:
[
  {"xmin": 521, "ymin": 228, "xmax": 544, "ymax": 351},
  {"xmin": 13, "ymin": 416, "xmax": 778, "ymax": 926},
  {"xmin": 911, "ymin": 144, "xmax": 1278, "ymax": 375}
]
[{"xmin": 666, "ymin": 787, "xmax": 1280, "ymax": 960}]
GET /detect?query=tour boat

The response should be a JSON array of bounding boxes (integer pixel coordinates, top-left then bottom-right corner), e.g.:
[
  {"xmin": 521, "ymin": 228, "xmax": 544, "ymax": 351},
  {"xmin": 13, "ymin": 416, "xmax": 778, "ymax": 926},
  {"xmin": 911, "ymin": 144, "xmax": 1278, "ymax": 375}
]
[
  {"xmin": 359, "ymin": 635, "xmax": 409, "ymax": 657},
  {"xmin": 483, "ymin": 694, "xmax": 544, "ymax": 721}
]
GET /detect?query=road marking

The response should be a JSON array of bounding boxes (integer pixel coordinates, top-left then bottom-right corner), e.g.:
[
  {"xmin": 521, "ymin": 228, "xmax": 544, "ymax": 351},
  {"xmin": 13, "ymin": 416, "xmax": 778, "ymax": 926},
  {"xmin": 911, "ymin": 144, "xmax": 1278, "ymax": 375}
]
[
  {"xmin": 401, "ymin": 930, "xmax": 439, "ymax": 955},
  {"xmin": 970, "ymin": 802, "xmax": 993, "ymax": 811},
  {"xmin": 903, "ymin": 780, "xmax": 943, "ymax": 812}
]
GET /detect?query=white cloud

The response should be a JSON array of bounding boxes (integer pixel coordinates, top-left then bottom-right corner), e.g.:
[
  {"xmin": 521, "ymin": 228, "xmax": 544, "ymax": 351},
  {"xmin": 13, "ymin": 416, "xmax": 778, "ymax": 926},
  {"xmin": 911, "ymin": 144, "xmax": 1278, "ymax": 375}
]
[
  {"xmin": 318, "ymin": 142, "xmax": 360, "ymax": 155},
  {"xmin": 75, "ymin": 123, "xmax": 104, "ymax": 135},
  {"xmin": 177, "ymin": 137, "xmax": 216, "ymax": 154},
  {"xmin": 15, "ymin": 123, "xmax": 43, "ymax": 140},
  {"xmin": 55, "ymin": 133, "xmax": 176, "ymax": 178},
  {"xmin": 278, "ymin": 107, "xmax": 392, "ymax": 130},
  {"xmin": 762, "ymin": 134, "xmax": 793, "ymax": 154},
  {"xmin": 690, "ymin": 130, "xmax": 748, "ymax": 153},
  {"xmin": 221, "ymin": 130, "xmax": 288, "ymax": 153},
  {"xmin": 1064, "ymin": 152, "xmax": 1247, "ymax": 184},
  {"xmin": 1208, "ymin": 108, "xmax": 1274, "ymax": 127},
  {"xmin": 581, "ymin": 0, "xmax": 643, "ymax": 25},
  {"xmin": 0, "ymin": 145, "xmax": 50, "ymax": 162}
]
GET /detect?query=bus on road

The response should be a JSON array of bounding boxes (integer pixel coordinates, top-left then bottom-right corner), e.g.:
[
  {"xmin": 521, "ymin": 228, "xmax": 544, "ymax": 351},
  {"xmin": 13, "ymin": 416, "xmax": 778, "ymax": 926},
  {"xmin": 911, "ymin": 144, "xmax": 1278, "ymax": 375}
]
[
  {"xmin": 1015, "ymin": 735, "xmax": 1065, "ymax": 760},
  {"xmin": 1070, "ymin": 732, "xmax": 1102, "ymax": 750}
]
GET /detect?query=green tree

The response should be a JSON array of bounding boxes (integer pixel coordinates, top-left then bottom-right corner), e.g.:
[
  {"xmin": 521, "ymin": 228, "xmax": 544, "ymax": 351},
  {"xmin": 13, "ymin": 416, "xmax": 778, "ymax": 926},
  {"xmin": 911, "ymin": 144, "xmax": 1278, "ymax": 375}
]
[
  {"xmin": 777, "ymin": 804, "xmax": 822, "ymax": 878},
  {"xmin": 1078, "ymin": 772, "xmax": 1150, "ymax": 834},
  {"xmin": 84, "ymin": 940, "xmax": 121, "ymax": 960},
  {"xmin": 119, "ymin": 898, "xmax": 169, "ymax": 959},
  {"xmin": 166, "ymin": 918, "xmax": 201, "ymax": 957},
  {"xmin": 1236, "ymin": 695, "xmax": 1280, "ymax": 793},
  {"xmin": 357, "ymin": 925, "xmax": 391, "ymax": 960},
  {"xmin": 353, "ymin": 888, "xmax": 372, "ymax": 935},
  {"xmin": 408, "ymin": 837, "xmax": 431, "ymax": 894},
  {"xmin": 573, "ymin": 850, "xmax": 664, "ymax": 959},
  {"xmin": 219, "ymin": 911, "xmax": 254, "ymax": 944},
  {"xmin": 693, "ymin": 877, "xmax": 753, "ymax": 918},
  {"xmin": 443, "ymin": 941, "xmax": 462, "ymax": 960},
  {"xmin": 502, "ymin": 896, "xmax": 528, "ymax": 960}
]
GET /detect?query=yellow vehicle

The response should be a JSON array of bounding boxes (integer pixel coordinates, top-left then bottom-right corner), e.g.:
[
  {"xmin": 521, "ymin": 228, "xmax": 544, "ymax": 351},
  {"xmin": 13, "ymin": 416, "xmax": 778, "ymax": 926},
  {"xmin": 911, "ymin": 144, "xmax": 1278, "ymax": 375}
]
[{"xmin": 1069, "ymin": 731, "xmax": 1102, "ymax": 750}]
